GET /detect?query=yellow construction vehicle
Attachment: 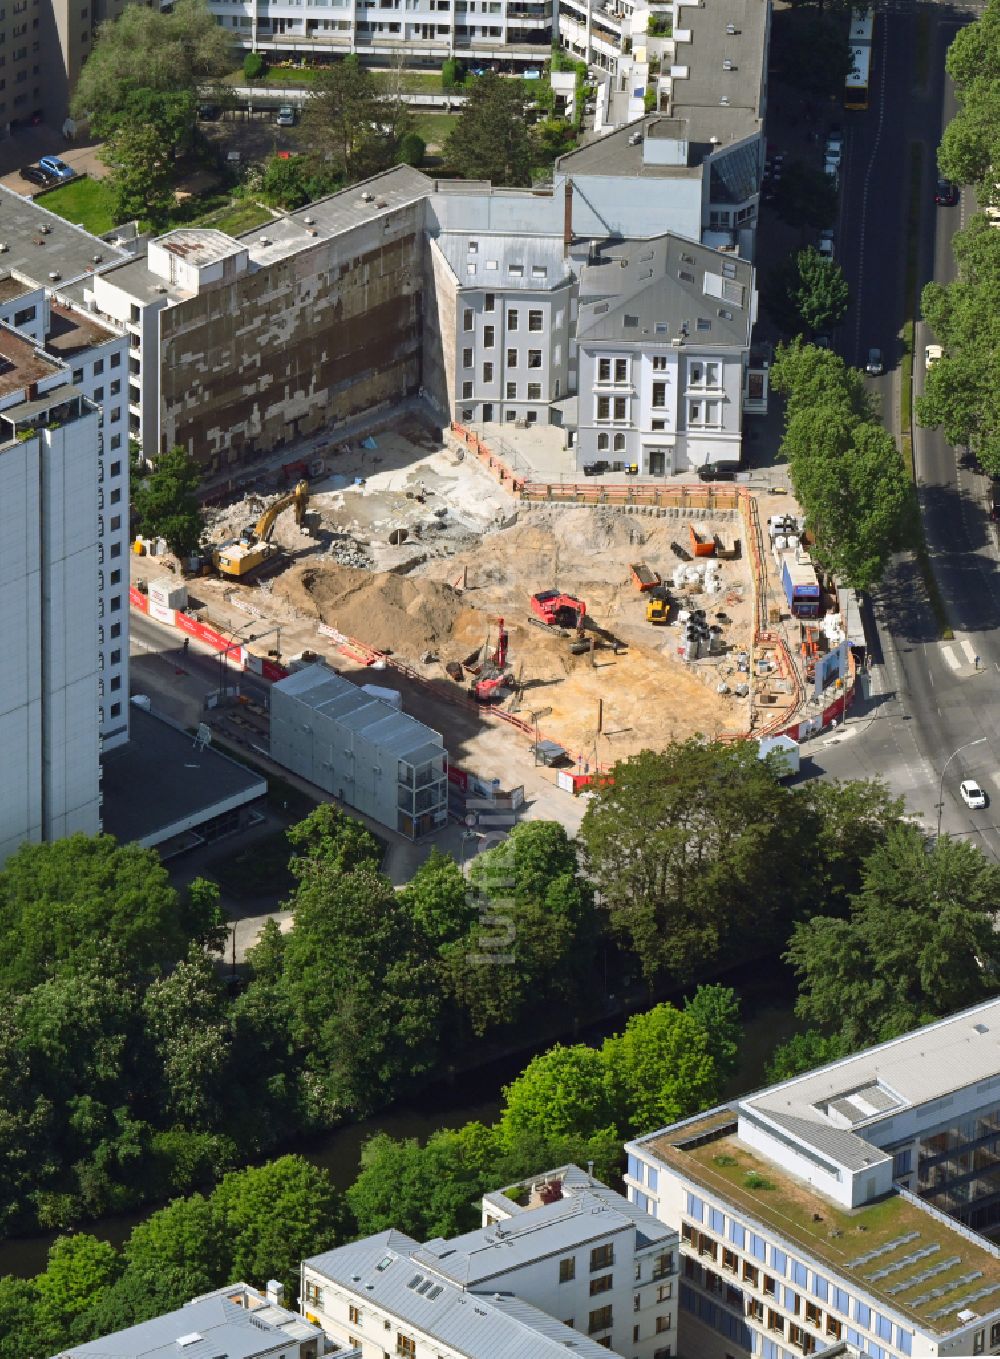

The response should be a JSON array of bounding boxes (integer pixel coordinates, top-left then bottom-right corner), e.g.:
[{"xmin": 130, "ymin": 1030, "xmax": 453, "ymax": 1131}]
[
  {"xmin": 646, "ymin": 594, "xmax": 670, "ymax": 624},
  {"xmin": 213, "ymin": 480, "xmax": 310, "ymax": 579}
]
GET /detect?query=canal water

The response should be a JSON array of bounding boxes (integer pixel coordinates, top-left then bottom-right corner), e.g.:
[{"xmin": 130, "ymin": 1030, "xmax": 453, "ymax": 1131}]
[{"xmin": 0, "ymin": 962, "xmax": 798, "ymax": 1279}]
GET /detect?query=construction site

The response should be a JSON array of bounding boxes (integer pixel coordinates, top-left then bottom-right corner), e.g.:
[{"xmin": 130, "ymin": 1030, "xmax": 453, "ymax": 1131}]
[{"xmin": 192, "ymin": 414, "xmax": 771, "ymax": 769}]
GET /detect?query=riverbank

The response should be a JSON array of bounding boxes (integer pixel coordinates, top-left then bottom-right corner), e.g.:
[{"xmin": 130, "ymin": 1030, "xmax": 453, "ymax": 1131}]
[{"xmin": 0, "ymin": 960, "xmax": 798, "ymax": 1278}]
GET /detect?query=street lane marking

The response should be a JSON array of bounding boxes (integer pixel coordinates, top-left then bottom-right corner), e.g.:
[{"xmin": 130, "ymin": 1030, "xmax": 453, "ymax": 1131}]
[
  {"xmin": 961, "ymin": 638, "xmax": 978, "ymax": 664},
  {"xmin": 941, "ymin": 645, "xmax": 960, "ymax": 670}
]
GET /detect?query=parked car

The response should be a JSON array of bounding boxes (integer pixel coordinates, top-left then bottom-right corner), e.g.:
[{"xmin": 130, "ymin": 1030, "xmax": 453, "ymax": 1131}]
[
  {"xmin": 698, "ymin": 464, "xmax": 738, "ymax": 482},
  {"xmin": 826, "ymin": 125, "xmax": 844, "ymax": 149},
  {"xmin": 866, "ymin": 347, "xmax": 884, "ymax": 376},
  {"xmin": 18, "ymin": 164, "xmax": 50, "ymax": 186},
  {"xmin": 39, "ymin": 155, "xmax": 74, "ymax": 181},
  {"xmin": 818, "ymin": 229, "xmax": 834, "ymax": 258},
  {"xmin": 925, "ymin": 343, "xmax": 943, "ymax": 369},
  {"xmin": 935, "ymin": 178, "xmax": 959, "ymax": 206},
  {"xmin": 197, "ymin": 103, "xmax": 220, "ymax": 121},
  {"xmin": 823, "ymin": 160, "xmax": 839, "ymax": 189},
  {"xmin": 276, "ymin": 104, "xmax": 296, "ymax": 126},
  {"xmin": 960, "ymin": 779, "xmax": 988, "ymax": 810},
  {"xmin": 824, "ymin": 141, "xmax": 842, "ymax": 167}
]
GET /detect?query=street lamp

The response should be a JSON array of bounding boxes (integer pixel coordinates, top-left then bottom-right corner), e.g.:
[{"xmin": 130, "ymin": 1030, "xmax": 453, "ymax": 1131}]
[{"xmin": 937, "ymin": 737, "xmax": 988, "ymax": 841}]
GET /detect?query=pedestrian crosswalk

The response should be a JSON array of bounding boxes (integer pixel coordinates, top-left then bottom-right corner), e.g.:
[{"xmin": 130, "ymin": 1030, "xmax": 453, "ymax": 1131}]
[{"xmin": 940, "ymin": 639, "xmax": 980, "ymax": 672}]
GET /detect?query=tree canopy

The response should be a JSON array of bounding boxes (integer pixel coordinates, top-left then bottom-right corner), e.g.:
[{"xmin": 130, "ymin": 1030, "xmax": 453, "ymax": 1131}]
[
  {"xmin": 938, "ymin": 0, "xmax": 1000, "ymax": 195},
  {"xmin": 300, "ymin": 57, "xmax": 410, "ymax": 184},
  {"xmin": 133, "ymin": 445, "xmax": 204, "ymax": 558},
  {"xmin": 444, "ymin": 73, "xmax": 535, "ymax": 186},
  {"xmin": 771, "ymin": 339, "xmax": 913, "ymax": 589}
]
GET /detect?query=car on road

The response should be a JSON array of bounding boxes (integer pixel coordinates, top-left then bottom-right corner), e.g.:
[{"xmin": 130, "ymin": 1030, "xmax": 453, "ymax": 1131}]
[
  {"xmin": 824, "ymin": 141, "xmax": 842, "ymax": 167},
  {"xmin": 935, "ymin": 178, "xmax": 959, "ymax": 206},
  {"xmin": 276, "ymin": 104, "xmax": 296, "ymax": 126},
  {"xmin": 826, "ymin": 126, "xmax": 844, "ymax": 149},
  {"xmin": 39, "ymin": 155, "xmax": 74, "ymax": 182},
  {"xmin": 818, "ymin": 229, "xmax": 834, "ymax": 258},
  {"xmin": 18, "ymin": 164, "xmax": 52, "ymax": 186},
  {"xmin": 925, "ymin": 343, "xmax": 943, "ymax": 369},
  {"xmin": 960, "ymin": 779, "xmax": 988, "ymax": 809},
  {"xmin": 865, "ymin": 347, "xmax": 884, "ymax": 375},
  {"xmin": 823, "ymin": 160, "xmax": 839, "ymax": 189}
]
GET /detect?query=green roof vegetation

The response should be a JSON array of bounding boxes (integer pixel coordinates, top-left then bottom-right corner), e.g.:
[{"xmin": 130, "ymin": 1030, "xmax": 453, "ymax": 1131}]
[
  {"xmin": 653, "ymin": 1122, "xmax": 1000, "ymax": 1332},
  {"xmin": 38, "ymin": 177, "xmax": 117, "ymax": 236}
]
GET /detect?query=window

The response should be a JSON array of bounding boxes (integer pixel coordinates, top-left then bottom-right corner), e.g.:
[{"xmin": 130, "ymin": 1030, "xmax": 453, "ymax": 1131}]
[
  {"xmin": 768, "ymin": 1310, "xmax": 784, "ymax": 1336},
  {"xmin": 854, "ymin": 1302, "xmax": 871, "ymax": 1328},
  {"xmin": 742, "ymin": 1263, "xmax": 758, "ymax": 1287},
  {"xmin": 763, "ymin": 1275, "xmax": 776, "ymax": 1298},
  {"xmin": 94, "ymin": 386, "xmax": 104, "ymax": 401},
  {"xmin": 598, "ymin": 357, "xmax": 611, "ymax": 382},
  {"xmin": 483, "ymin": 362, "xmax": 494, "ymax": 382},
  {"xmin": 110, "ymin": 675, "xmax": 121, "ymax": 692},
  {"xmin": 110, "ymin": 351, "xmax": 121, "ymax": 368},
  {"xmin": 110, "ymin": 409, "xmax": 121, "ymax": 423},
  {"xmin": 614, "ymin": 397, "xmax": 626, "ymax": 420},
  {"xmin": 508, "ymin": 263, "xmax": 523, "ymax": 277},
  {"xmin": 656, "ymin": 1281, "xmax": 672, "ymax": 1303},
  {"xmin": 652, "ymin": 381, "xmax": 666, "ymax": 408},
  {"xmin": 529, "ymin": 309, "xmax": 543, "ymax": 331},
  {"xmin": 597, "ymin": 433, "xmax": 609, "ymax": 451},
  {"xmin": 484, "ymin": 292, "xmax": 495, "ymax": 311},
  {"xmin": 110, "ymin": 622, "xmax": 120, "ymax": 639},
  {"xmin": 110, "ymin": 380, "xmax": 121, "ymax": 396},
  {"xmin": 652, "ymin": 419, "xmax": 666, "ymax": 431},
  {"xmin": 656, "ymin": 1314, "xmax": 671, "ymax": 1333},
  {"xmin": 72, "ymin": 367, "xmax": 83, "ymax": 384},
  {"xmin": 590, "ymin": 1274, "xmax": 613, "ymax": 1296},
  {"xmin": 597, "ymin": 396, "xmax": 610, "ymax": 421},
  {"xmin": 396, "ymin": 1336, "xmax": 415, "ymax": 1358},
  {"xmin": 722, "ymin": 1249, "xmax": 738, "ymax": 1274},
  {"xmin": 826, "ymin": 1317, "xmax": 842, "ymax": 1340},
  {"xmin": 110, "ymin": 569, "xmax": 121, "ymax": 586},
  {"xmin": 110, "ymin": 460, "xmax": 121, "ymax": 478},
  {"xmin": 992, "ymin": 1322, "xmax": 1000, "ymax": 1347},
  {"xmin": 110, "ymin": 515, "xmax": 121, "ymax": 532},
  {"xmin": 462, "ymin": 381, "xmax": 473, "ymax": 399},
  {"xmin": 304, "ymin": 1281, "xmax": 323, "ymax": 1304},
  {"xmin": 613, "ymin": 432, "xmax": 626, "ymax": 453},
  {"xmin": 93, "ymin": 358, "xmax": 104, "ymax": 375},
  {"xmin": 507, "ymin": 308, "xmax": 519, "ymax": 330},
  {"xmin": 705, "ymin": 361, "xmax": 721, "ymax": 387},
  {"xmin": 12, "ymin": 303, "xmax": 34, "ymax": 326},
  {"xmin": 506, "ymin": 382, "xmax": 517, "ymax": 399},
  {"xmin": 463, "ymin": 348, "xmax": 473, "ymax": 367},
  {"xmin": 588, "ymin": 1305, "xmax": 613, "ymax": 1334},
  {"xmin": 805, "ymin": 1302, "xmax": 821, "ymax": 1326},
  {"xmin": 653, "ymin": 355, "xmax": 668, "ymax": 370},
  {"xmin": 560, "ymin": 1257, "xmax": 576, "ymax": 1283},
  {"xmin": 591, "ymin": 1245, "xmax": 614, "ymax": 1272},
  {"xmin": 633, "ymin": 1323, "xmax": 641, "ymax": 1342},
  {"xmin": 689, "ymin": 402, "xmax": 702, "ymax": 425},
  {"xmin": 483, "ymin": 325, "xmax": 495, "ymax": 348},
  {"xmin": 690, "ymin": 363, "xmax": 704, "ymax": 385},
  {"xmin": 527, "ymin": 382, "xmax": 542, "ymax": 400},
  {"xmin": 615, "ymin": 358, "xmax": 628, "ymax": 382},
  {"xmin": 110, "ymin": 702, "xmax": 121, "ymax": 718},
  {"xmin": 507, "ymin": 348, "xmax": 517, "ymax": 367},
  {"xmin": 528, "ymin": 349, "xmax": 542, "ymax": 368},
  {"xmin": 463, "ymin": 308, "xmax": 473, "ymax": 330},
  {"xmin": 110, "ymin": 434, "xmax": 122, "ymax": 451}
]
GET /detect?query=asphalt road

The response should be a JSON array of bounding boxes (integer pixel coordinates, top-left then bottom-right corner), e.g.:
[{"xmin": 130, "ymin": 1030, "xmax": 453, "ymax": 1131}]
[
  {"xmin": 130, "ymin": 610, "xmax": 271, "ymax": 728},
  {"xmin": 800, "ymin": 4, "xmax": 1000, "ymax": 855}
]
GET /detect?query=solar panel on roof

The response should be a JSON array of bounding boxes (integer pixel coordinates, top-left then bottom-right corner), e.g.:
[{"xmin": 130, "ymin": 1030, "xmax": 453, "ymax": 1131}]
[
  {"xmin": 407, "ymin": 1274, "xmax": 423, "ymax": 1289},
  {"xmin": 850, "ymin": 1231, "xmax": 922, "ymax": 1269},
  {"xmin": 428, "ymin": 1285, "xmax": 443, "ymax": 1299},
  {"xmin": 870, "ymin": 1242, "xmax": 939, "ymax": 1283}
]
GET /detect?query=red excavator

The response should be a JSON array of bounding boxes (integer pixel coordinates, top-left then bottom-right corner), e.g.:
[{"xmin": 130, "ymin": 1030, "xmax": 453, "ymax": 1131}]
[
  {"xmin": 466, "ymin": 617, "xmax": 514, "ymax": 703},
  {"xmin": 530, "ymin": 590, "xmax": 587, "ymax": 629}
]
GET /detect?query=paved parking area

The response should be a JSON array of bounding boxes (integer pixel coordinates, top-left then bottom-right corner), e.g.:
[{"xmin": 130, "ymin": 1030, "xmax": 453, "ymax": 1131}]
[{"xmin": 0, "ymin": 124, "xmax": 106, "ymax": 199}]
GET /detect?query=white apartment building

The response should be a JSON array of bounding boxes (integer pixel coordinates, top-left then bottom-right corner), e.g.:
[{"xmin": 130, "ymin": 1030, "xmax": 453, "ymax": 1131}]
[
  {"xmin": 58, "ymin": 1280, "xmax": 339, "ymax": 1359},
  {"xmin": 303, "ymin": 1165, "xmax": 678, "ymax": 1359},
  {"xmin": 574, "ymin": 234, "xmax": 757, "ymax": 474},
  {"xmin": 625, "ymin": 999, "xmax": 1000, "ymax": 1359},
  {"xmin": 428, "ymin": 230, "xmax": 574, "ymax": 429},
  {"xmin": 0, "ymin": 189, "xmax": 132, "ymax": 863},
  {"xmin": 206, "ymin": 0, "xmax": 551, "ymax": 67}
]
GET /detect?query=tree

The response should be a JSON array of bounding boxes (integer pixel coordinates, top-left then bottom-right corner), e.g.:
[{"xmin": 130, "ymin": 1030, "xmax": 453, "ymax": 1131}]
[
  {"xmin": 498, "ymin": 1044, "xmax": 618, "ymax": 1146},
  {"xmin": 683, "ymin": 985, "xmax": 742, "ymax": 1085},
  {"xmin": 579, "ymin": 742, "xmax": 806, "ymax": 984},
  {"xmin": 788, "ymin": 246, "xmax": 849, "ymax": 333},
  {"xmin": 398, "ymin": 132, "xmax": 426, "ymax": 167},
  {"xmin": 604, "ymin": 1005, "xmax": 721, "ymax": 1133},
  {"xmin": 401, "ymin": 847, "xmax": 476, "ymax": 952},
  {"xmin": 937, "ymin": 2, "xmax": 1000, "ymax": 192},
  {"xmin": 771, "ymin": 340, "xmax": 914, "ymax": 590},
  {"xmin": 244, "ymin": 50, "xmax": 265, "ymax": 82},
  {"xmin": 120, "ymin": 1192, "xmax": 230, "ymax": 1318},
  {"xmin": 285, "ymin": 801, "xmax": 382, "ymax": 879},
  {"xmin": 300, "ymin": 57, "xmax": 410, "ymax": 183},
  {"xmin": 0, "ymin": 1277, "xmax": 39, "ymax": 1359},
  {"xmin": 72, "ymin": 0, "xmax": 233, "ymax": 136},
  {"xmin": 917, "ymin": 215, "xmax": 1000, "ymax": 474},
  {"xmin": 787, "ymin": 825, "xmax": 1000, "ymax": 1049},
  {"xmin": 795, "ymin": 778, "xmax": 905, "ymax": 910},
  {"xmin": 212, "ymin": 1157, "xmax": 351, "ymax": 1299},
  {"xmin": 143, "ymin": 945, "xmax": 233, "ymax": 1129},
  {"xmin": 35, "ymin": 1234, "xmax": 122, "ymax": 1350},
  {"xmin": 765, "ymin": 1029, "xmax": 848, "ymax": 1084},
  {"xmin": 132, "ymin": 444, "xmax": 204, "ymax": 558},
  {"xmin": 444, "ymin": 73, "xmax": 534, "ymax": 186},
  {"xmin": 0, "ymin": 834, "xmax": 197, "ymax": 996}
]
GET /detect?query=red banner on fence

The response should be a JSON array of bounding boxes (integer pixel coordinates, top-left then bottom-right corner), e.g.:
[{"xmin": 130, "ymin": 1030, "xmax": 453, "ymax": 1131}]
[{"xmin": 129, "ymin": 586, "xmax": 149, "ymax": 613}]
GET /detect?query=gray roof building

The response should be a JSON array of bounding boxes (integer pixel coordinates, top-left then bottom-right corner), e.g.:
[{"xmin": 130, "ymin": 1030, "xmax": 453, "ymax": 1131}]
[{"xmin": 0, "ymin": 185, "xmax": 129, "ymax": 289}]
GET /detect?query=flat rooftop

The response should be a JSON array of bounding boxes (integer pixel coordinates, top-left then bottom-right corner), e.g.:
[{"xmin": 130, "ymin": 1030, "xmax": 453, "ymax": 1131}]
[
  {"xmin": 46, "ymin": 300, "xmax": 119, "ymax": 356},
  {"xmin": 0, "ymin": 274, "xmax": 32, "ymax": 303},
  {"xmin": 155, "ymin": 227, "xmax": 245, "ymax": 266},
  {"xmin": 557, "ymin": 116, "xmax": 705, "ymax": 180},
  {"xmin": 649, "ymin": 1113, "xmax": 1000, "ymax": 1334},
  {"xmin": 0, "ymin": 185, "xmax": 128, "ymax": 287},
  {"xmin": 0, "ymin": 324, "xmax": 62, "ymax": 398},
  {"xmin": 101, "ymin": 707, "xmax": 266, "ymax": 849},
  {"xmin": 671, "ymin": 0, "xmax": 767, "ymax": 132}
]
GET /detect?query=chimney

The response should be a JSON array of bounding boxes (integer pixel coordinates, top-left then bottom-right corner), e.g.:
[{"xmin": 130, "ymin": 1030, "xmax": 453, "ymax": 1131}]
[
  {"xmin": 564, "ymin": 177, "xmax": 574, "ymax": 249},
  {"xmin": 265, "ymin": 1279, "xmax": 284, "ymax": 1307}
]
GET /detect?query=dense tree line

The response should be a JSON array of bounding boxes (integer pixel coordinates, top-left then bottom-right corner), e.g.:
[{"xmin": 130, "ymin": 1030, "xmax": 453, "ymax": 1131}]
[{"xmin": 770, "ymin": 340, "xmax": 914, "ymax": 589}]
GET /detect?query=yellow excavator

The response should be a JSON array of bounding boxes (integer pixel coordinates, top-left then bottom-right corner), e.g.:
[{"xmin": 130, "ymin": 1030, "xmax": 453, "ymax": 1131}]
[{"xmin": 213, "ymin": 480, "xmax": 310, "ymax": 579}]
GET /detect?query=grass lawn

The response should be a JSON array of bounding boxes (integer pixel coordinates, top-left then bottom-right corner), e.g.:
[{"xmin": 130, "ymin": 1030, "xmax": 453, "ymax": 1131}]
[
  {"xmin": 411, "ymin": 112, "xmax": 461, "ymax": 151},
  {"xmin": 39, "ymin": 177, "xmax": 117, "ymax": 236},
  {"xmin": 190, "ymin": 198, "xmax": 274, "ymax": 235}
]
